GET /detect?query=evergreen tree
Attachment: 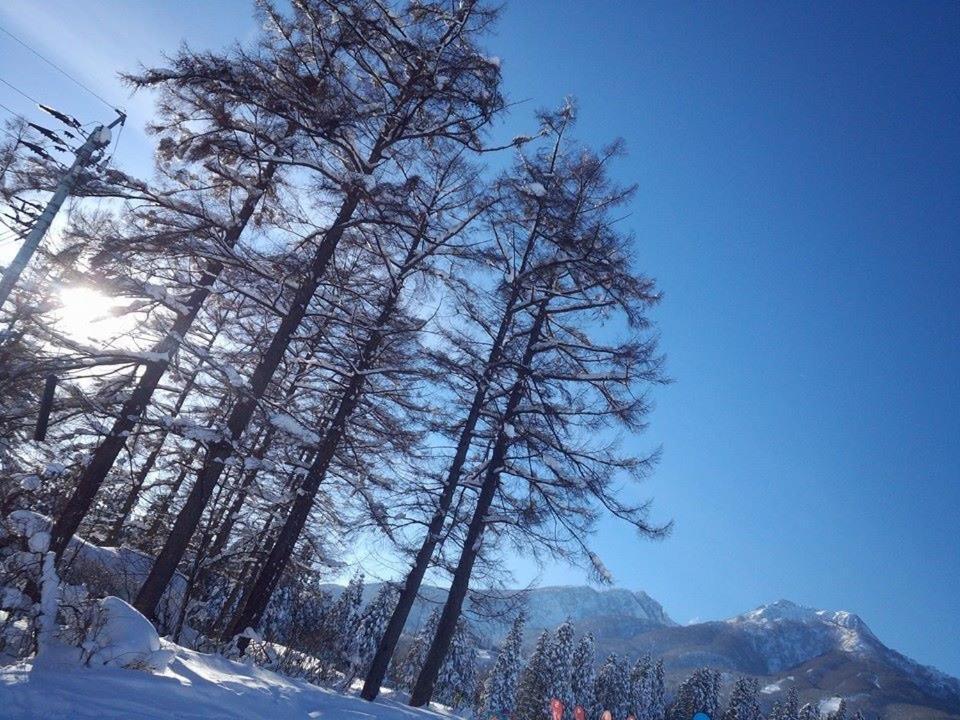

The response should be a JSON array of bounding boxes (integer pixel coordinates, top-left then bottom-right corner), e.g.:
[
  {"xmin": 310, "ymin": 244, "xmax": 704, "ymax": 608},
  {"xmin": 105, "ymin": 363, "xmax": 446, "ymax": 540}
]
[
  {"xmin": 317, "ymin": 573, "xmax": 364, "ymax": 673},
  {"xmin": 434, "ymin": 618, "xmax": 478, "ymax": 709},
  {"xmin": 723, "ymin": 677, "xmax": 763, "ymax": 720},
  {"xmin": 515, "ymin": 630, "xmax": 553, "ymax": 720},
  {"xmin": 399, "ymin": 609, "xmax": 442, "ymax": 692},
  {"xmin": 629, "ymin": 655, "xmax": 652, "ymax": 720},
  {"xmin": 545, "ymin": 620, "xmax": 575, "ymax": 716},
  {"xmin": 798, "ymin": 703, "xmax": 820, "ymax": 720},
  {"xmin": 648, "ymin": 660, "xmax": 666, "ymax": 720},
  {"xmin": 771, "ymin": 688, "xmax": 802, "ymax": 720},
  {"xmin": 478, "ymin": 613, "xmax": 526, "ymax": 720},
  {"xmin": 595, "ymin": 654, "xmax": 630, "ymax": 720},
  {"xmin": 671, "ymin": 668, "xmax": 721, "ymax": 720},
  {"xmin": 341, "ymin": 584, "xmax": 397, "ymax": 687},
  {"xmin": 571, "ymin": 633, "xmax": 598, "ymax": 719}
]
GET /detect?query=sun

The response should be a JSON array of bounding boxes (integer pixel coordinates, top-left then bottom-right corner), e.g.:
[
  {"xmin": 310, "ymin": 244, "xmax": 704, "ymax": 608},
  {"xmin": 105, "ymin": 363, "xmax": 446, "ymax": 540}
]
[{"xmin": 54, "ymin": 285, "xmax": 133, "ymax": 344}]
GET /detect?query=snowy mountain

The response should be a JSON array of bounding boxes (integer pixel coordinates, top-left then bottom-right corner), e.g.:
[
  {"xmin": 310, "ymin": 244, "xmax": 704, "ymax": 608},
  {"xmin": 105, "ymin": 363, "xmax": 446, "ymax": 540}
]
[
  {"xmin": 580, "ymin": 594, "xmax": 959, "ymax": 720},
  {"xmin": 332, "ymin": 584, "xmax": 958, "ymax": 720},
  {"xmin": 321, "ymin": 582, "xmax": 675, "ymax": 645}
]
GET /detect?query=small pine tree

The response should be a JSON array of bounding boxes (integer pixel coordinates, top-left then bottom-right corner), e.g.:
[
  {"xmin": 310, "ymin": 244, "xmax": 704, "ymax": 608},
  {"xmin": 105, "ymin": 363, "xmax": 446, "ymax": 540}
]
[
  {"xmin": 434, "ymin": 618, "xmax": 478, "ymax": 709},
  {"xmin": 798, "ymin": 703, "xmax": 820, "ymax": 720},
  {"xmin": 722, "ymin": 677, "xmax": 763, "ymax": 720},
  {"xmin": 399, "ymin": 608, "xmax": 441, "ymax": 691},
  {"xmin": 478, "ymin": 613, "xmax": 526, "ymax": 720},
  {"xmin": 571, "ymin": 633, "xmax": 598, "ymax": 718},
  {"xmin": 515, "ymin": 630, "xmax": 553, "ymax": 720},
  {"xmin": 648, "ymin": 660, "xmax": 666, "ymax": 720},
  {"xmin": 629, "ymin": 655, "xmax": 652, "ymax": 720},
  {"xmin": 545, "ymin": 620, "xmax": 575, "ymax": 716},
  {"xmin": 342, "ymin": 585, "xmax": 397, "ymax": 687},
  {"xmin": 670, "ymin": 668, "xmax": 721, "ymax": 720},
  {"xmin": 595, "ymin": 654, "xmax": 630, "ymax": 720}
]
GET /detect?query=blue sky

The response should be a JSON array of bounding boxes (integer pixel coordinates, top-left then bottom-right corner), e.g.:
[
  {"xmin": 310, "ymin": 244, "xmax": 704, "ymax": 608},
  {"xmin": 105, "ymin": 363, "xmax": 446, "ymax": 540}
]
[{"xmin": 1, "ymin": 1, "xmax": 957, "ymax": 676}]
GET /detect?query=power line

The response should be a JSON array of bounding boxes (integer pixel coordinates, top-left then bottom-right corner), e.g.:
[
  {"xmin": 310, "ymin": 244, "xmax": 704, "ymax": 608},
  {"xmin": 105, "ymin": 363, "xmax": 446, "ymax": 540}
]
[
  {"xmin": 0, "ymin": 23, "xmax": 122, "ymax": 113},
  {"xmin": 0, "ymin": 99, "xmax": 29, "ymax": 123},
  {"xmin": 0, "ymin": 76, "xmax": 42, "ymax": 107}
]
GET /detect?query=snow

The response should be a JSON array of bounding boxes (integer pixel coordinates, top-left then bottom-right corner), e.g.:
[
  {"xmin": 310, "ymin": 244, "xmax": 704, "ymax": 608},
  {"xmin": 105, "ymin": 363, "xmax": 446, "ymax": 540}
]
[
  {"xmin": 269, "ymin": 412, "xmax": 321, "ymax": 445},
  {"xmin": 85, "ymin": 597, "xmax": 174, "ymax": 672},
  {"xmin": 760, "ymin": 676, "xmax": 793, "ymax": 694},
  {"xmin": 521, "ymin": 182, "xmax": 547, "ymax": 198},
  {"xmin": 4, "ymin": 511, "xmax": 187, "ymax": 627},
  {"xmin": 36, "ymin": 552, "xmax": 60, "ymax": 654},
  {"xmin": 27, "ymin": 531, "xmax": 50, "ymax": 554},
  {"xmin": 819, "ymin": 696, "xmax": 843, "ymax": 715},
  {"xmin": 223, "ymin": 365, "xmax": 247, "ymax": 389},
  {"xmin": 0, "ymin": 641, "xmax": 465, "ymax": 720}
]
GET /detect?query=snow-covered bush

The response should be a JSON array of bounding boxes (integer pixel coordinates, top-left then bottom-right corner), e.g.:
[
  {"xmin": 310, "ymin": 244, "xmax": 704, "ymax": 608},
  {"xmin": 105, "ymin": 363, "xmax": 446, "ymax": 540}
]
[
  {"xmin": 83, "ymin": 596, "xmax": 174, "ymax": 671},
  {"xmin": 1, "ymin": 510, "xmax": 54, "ymax": 657}
]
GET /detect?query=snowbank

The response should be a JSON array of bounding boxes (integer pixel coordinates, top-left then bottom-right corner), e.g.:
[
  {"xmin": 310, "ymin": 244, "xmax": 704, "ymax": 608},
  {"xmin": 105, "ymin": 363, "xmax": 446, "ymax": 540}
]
[
  {"xmin": 3, "ymin": 511, "xmax": 186, "ymax": 628},
  {"xmin": 1, "ymin": 640, "xmax": 462, "ymax": 720},
  {"xmin": 85, "ymin": 596, "xmax": 174, "ymax": 671}
]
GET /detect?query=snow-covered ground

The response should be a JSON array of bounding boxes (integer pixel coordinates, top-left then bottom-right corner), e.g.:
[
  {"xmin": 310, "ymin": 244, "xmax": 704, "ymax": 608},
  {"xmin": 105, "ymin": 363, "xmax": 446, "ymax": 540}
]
[{"xmin": 1, "ymin": 641, "xmax": 462, "ymax": 720}]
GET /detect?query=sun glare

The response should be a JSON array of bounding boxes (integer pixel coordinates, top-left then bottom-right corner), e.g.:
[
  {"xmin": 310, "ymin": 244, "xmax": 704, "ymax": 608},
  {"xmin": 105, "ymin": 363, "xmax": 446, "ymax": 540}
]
[{"xmin": 54, "ymin": 285, "xmax": 132, "ymax": 345}]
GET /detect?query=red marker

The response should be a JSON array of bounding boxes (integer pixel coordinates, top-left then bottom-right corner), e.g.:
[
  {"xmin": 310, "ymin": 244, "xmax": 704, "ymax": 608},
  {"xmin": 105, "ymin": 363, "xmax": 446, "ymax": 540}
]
[
  {"xmin": 551, "ymin": 698, "xmax": 565, "ymax": 720},
  {"xmin": 574, "ymin": 706, "xmax": 586, "ymax": 720}
]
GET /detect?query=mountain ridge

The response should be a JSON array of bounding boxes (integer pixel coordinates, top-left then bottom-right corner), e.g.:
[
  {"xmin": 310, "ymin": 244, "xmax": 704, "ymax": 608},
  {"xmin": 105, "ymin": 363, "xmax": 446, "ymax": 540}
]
[{"xmin": 322, "ymin": 582, "xmax": 958, "ymax": 719}]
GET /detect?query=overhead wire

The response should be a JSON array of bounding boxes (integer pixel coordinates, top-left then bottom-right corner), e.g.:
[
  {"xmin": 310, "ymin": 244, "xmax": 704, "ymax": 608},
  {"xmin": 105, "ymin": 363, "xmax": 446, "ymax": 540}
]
[{"xmin": 0, "ymin": 24, "xmax": 123, "ymax": 114}]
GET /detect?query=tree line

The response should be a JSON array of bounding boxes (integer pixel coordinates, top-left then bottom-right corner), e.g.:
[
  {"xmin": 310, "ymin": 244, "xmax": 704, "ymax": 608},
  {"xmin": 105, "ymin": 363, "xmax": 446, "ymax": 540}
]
[{"xmin": 0, "ymin": 0, "xmax": 669, "ymax": 706}]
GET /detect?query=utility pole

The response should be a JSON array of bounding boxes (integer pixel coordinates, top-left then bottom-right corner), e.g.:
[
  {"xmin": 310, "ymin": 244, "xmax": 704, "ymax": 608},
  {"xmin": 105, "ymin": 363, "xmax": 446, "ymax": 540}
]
[{"xmin": 0, "ymin": 112, "xmax": 124, "ymax": 310}]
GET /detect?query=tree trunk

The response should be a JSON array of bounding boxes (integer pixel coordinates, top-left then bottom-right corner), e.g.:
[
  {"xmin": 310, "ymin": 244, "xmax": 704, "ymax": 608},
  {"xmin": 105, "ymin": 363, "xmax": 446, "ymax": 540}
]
[
  {"xmin": 361, "ymin": 181, "xmax": 559, "ymax": 701},
  {"xmin": 133, "ymin": 189, "xmax": 362, "ymax": 620},
  {"xmin": 204, "ymin": 425, "xmax": 274, "ymax": 564},
  {"xmin": 105, "ymin": 324, "xmax": 222, "ymax": 546},
  {"xmin": 225, "ymin": 228, "xmax": 423, "ymax": 641},
  {"xmin": 409, "ymin": 302, "xmax": 548, "ymax": 707},
  {"xmin": 50, "ymin": 169, "xmax": 275, "ymax": 561}
]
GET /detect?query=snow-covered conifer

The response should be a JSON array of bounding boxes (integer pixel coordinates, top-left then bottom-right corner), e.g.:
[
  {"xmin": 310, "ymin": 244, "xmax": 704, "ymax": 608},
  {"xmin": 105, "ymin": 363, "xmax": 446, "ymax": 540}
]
[
  {"xmin": 544, "ymin": 620, "xmax": 575, "ymax": 716},
  {"xmin": 629, "ymin": 655, "xmax": 652, "ymax": 720},
  {"xmin": 595, "ymin": 653, "xmax": 630, "ymax": 720},
  {"xmin": 478, "ymin": 613, "xmax": 526, "ymax": 719},
  {"xmin": 671, "ymin": 668, "xmax": 721, "ymax": 720},
  {"xmin": 515, "ymin": 630, "xmax": 553, "ymax": 720},
  {"xmin": 434, "ymin": 618, "xmax": 478, "ymax": 709},
  {"xmin": 341, "ymin": 585, "xmax": 398, "ymax": 687},
  {"xmin": 571, "ymin": 633, "xmax": 598, "ymax": 718},
  {"xmin": 722, "ymin": 677, "xmax": 763, "ymax": 720}
]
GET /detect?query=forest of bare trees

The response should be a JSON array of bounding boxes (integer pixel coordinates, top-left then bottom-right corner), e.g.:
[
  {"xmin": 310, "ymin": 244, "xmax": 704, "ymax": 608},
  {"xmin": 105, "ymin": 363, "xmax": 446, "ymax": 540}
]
[{"xmin": 0, "ymin": 0, "xmax": 668, "ymax": 708}]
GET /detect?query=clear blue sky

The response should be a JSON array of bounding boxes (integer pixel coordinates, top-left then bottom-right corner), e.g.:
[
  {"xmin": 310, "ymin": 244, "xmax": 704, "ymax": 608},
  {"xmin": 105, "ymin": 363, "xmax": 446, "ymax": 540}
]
[{"xmin": 1, "ymin": 0, "xmax": 957, "ymax": 677}]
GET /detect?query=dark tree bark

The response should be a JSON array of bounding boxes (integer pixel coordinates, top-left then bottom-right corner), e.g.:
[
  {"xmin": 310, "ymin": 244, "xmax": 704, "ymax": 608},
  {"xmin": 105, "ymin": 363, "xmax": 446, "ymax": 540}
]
[
  {"xmin": 133, "ymin": 189, "xmax": 362, "ymax": 619},
  {"xmin": 224, "ymin": 218, "xmax": 427, "ymax": 641},
  {"xmin": 409, "ymin": 302, "xmax": 548, "ymax": 707},
  {"xmin": 361, "ymin": 130, "xmax": 568, "ymax": 701}
]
